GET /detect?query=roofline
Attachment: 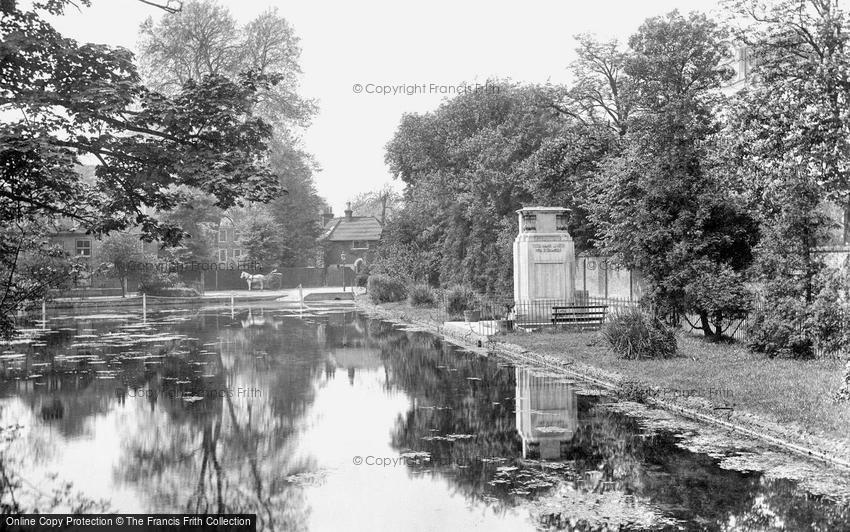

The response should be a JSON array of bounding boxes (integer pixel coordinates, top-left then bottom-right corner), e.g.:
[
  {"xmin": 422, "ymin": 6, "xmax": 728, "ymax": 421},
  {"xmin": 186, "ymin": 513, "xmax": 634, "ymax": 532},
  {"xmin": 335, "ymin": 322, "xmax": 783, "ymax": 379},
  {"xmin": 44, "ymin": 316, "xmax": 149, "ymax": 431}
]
[
  {"xmin": 320, "ymin": 215, "xmax": 383, "ymax": 241},
  {"xmin": 516, "ymin": 206, "xmax": 570, "ymax": 214}
]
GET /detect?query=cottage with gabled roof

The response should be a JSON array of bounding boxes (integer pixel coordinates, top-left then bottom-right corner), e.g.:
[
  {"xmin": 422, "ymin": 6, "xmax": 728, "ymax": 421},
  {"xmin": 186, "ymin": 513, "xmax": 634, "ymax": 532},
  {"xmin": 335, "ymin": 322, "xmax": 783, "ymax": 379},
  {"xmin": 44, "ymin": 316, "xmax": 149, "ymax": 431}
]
[{"xmin": 318, "ymin": 202, "xmax": 382, "ymax": 271}]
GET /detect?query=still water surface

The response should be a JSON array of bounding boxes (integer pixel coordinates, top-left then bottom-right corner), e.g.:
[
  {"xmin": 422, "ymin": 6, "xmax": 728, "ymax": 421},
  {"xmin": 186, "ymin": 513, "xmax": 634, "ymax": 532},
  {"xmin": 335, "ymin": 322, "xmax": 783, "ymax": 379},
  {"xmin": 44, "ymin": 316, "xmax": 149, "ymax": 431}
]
[{"xmin": 0, "ymin": 306, "xmax": 848, "ymax": 531}]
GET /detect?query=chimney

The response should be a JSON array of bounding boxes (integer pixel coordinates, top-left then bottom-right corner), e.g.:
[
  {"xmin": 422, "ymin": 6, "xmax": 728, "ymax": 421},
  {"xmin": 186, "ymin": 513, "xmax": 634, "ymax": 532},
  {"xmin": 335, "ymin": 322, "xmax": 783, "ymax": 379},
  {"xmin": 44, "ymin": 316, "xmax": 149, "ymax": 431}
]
[
  {"xmin": 322, "ymin": 207, "xmax": 334, "ymax": 226},
  {"xmin": 344, "ymin": 201, "xmax": 353, "ymax": 220}
]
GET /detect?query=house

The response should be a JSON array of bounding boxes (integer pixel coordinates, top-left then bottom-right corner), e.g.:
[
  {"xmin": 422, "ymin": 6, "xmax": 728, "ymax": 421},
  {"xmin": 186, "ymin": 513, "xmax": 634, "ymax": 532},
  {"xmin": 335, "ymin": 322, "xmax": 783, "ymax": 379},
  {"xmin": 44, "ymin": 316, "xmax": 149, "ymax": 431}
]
[
  {"xmin": 318, "ymin": 203, "xmax": 382, "ymax": 271},
  {"xmin": 214, "ymin": 218, "xmax": 245, "ymax": 266},
  {"xmin": 48, "ymin": 221, "xmax": 155, "ymax": 292}
]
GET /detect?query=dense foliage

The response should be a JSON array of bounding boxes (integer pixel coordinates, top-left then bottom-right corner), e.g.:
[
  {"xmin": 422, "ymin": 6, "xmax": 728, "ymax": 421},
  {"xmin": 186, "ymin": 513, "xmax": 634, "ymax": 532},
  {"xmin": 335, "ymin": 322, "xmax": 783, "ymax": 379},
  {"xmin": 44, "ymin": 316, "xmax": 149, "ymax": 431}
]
[
  {"xmin": 380, "ymin": 3, "xmax": 850, "ymax": 359},
  {"xmin": 138, "ymin": 0, "xmax": 325, "ymax": 269},
  {"xmin": 724, "ymin": 0, "xmax": 850, "ymax": 357},
  {"xmin": 407, "ymin": 284, "xmax": 436, "ymax": 307},
  {"xmin": 367, "ymin": 274, "xmax": 407, "ymax": 304},
  {"xmin": 383, "ymin": 83, "xmax": 605, "ymax": 294},
  {"xmin": 0, "ymin": 0, "xmax": 280, "ymax": 336},
  {"xmin": 445, "ymin": 286, "xmax": 477, "ymax": 318},
  {"xmin": 588, "ymin": 11, "xmax": 758, "ymax": 338},
  {"xmin": 601, "ymin": 307, "xmax": 678, "ymax": 360}
]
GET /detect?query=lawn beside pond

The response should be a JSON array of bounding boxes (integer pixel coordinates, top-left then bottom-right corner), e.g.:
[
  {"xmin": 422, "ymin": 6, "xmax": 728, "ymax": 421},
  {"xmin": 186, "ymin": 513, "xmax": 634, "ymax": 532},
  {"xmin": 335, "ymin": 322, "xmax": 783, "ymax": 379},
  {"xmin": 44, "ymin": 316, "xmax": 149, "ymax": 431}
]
[
  {"xmin": 504, "ymin": 329, "xmax": 850, "ymax": 444},
  {"xmin": 356, "ymin": 294, "xmax": 850, "ymax": 456}
]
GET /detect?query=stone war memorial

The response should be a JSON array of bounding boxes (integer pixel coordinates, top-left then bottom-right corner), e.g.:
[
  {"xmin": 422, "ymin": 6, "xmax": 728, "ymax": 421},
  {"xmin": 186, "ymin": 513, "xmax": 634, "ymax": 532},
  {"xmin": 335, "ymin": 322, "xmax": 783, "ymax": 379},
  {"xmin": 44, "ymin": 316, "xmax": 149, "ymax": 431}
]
[{"xmin": 513, "ymin": 207, "xmax": 577, "ymax": 324}]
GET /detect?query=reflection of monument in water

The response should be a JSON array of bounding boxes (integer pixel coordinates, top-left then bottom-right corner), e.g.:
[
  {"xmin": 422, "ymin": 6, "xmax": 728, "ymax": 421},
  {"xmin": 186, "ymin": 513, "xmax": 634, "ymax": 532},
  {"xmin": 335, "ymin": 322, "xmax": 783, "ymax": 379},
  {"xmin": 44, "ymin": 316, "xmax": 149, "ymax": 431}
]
[{"xmin": 515, "ymin": 367, "xmax": 577, "ymax": 460}]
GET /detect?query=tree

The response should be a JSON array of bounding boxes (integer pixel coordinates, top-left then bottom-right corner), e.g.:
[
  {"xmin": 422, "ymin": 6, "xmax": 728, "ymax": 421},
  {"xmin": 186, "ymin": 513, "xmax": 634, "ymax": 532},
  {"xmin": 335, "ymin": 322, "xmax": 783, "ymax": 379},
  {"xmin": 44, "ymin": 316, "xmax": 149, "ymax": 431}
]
[
  {"xmin": 558, "ymin": 35, "xmax": 635, "ymax": 136},
  {"xmin": 98, "ymin": 232, "xmax": 149, "ymax": 297},
  {"xmin": 349, "ymin": 185, "xmax": 402, "ymax": 225},
  {"xmin": 587, "ymin": 11, "xmax": 758, "ymax": 338},
  {"xmin": 235, "ymin": 210, "xmax": 282, "ymax": 267},
  {"xmin": 156, "ymin": 186, "xmax": 221, "ymax": 286},
  {"xmin": 0, "ymin": 221, "xmax": 80, "ymax": 338},
  {"xmin": 0, "ymin": 0, "xmax": 280, "ymax": 336},
  {"xmin": 138, "ymin": 0, "xmax": 316, "ymax": 130},
  {"xmin": 264, "ymin": 140, "xmax": 326, "ymax": 267},
  {"xmin": 384, "ymin": 82, "xmax": 600, "ymax": 293},
  {"xmin": 138, "ymin": 0, "xmax": 325, "ymax": 268},
  {"xmin": 724, "ymin": 0, "xmax": 850, "ymax": 356}
]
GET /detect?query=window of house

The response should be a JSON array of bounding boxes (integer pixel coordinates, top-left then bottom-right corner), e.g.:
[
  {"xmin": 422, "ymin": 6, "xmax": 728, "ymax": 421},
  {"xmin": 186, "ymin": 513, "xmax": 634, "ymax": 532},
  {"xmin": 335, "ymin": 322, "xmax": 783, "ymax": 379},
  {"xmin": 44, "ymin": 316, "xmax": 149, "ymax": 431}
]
[
  {"xmin": 218, "ymin": 229, "xmax": 227, "ymax": 243},
  {"xmin": 233, "ymin": 230, "xmax": 241, "ymax": 242},
  {"xmin": 218, "ymin": 249, "xmax": 227, "ymax": 262},
  {"xmin": 352, "ymin": 240, "xmax": 369, "ymax": 250},
  {"xmin": 75, "ymin": 239, "xmax": 92, "ymax": 256},
  {"xmin": 232, "ymin": 249, "xmax": 242, "ymax": 259},
  {"xmin": 522, "ymin": 215, "xmax": 537, "ymax": 232}
]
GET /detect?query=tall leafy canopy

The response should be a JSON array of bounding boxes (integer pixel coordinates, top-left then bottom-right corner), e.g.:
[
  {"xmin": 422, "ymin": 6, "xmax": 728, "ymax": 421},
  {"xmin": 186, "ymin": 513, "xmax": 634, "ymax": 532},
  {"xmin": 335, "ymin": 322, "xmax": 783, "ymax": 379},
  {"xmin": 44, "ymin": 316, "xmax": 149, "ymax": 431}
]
[
  {"xmin": 384, "ymin": 83, "xmax": 604, "ymax": 293},
  {"xmin": 723, "ymin": 0, "xmax": 850, "ymax": 356},
  {"xmin": 137, "ymin": 0, "xmax": 323, "ymax": 268},
  {"xmin": 0, "ymin": 0, "xmax": 280, "ymax": 335}
]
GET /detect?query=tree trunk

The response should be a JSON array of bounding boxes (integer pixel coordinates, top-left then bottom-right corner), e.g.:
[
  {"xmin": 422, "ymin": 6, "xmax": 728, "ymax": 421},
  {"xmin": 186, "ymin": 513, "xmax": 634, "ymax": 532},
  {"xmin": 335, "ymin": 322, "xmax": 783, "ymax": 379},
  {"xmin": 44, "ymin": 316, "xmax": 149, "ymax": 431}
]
[
  {"xmin": 699, "ymin": 311, "xmax": 717, "ymax": 338},
  {"xmin": 802, "ymin": 226, "xmax": 813, "ymax": 305}
]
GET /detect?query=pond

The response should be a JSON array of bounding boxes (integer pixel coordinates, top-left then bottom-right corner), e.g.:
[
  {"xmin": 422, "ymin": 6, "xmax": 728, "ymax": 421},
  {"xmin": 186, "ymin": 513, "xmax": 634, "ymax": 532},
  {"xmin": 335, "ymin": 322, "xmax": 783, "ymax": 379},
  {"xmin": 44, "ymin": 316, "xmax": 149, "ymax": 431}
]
[{"xmin": 0, "ymin": 305, "xmax": 848, "ymax": 531}]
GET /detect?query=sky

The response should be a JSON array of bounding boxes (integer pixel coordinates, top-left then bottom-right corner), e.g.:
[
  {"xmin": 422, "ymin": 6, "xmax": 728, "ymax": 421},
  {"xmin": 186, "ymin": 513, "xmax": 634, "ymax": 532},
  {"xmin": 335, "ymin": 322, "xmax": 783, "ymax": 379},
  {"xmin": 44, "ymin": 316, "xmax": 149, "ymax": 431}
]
[{"xmin": 49, "ymin": 0, "xmax": 722, "ymax": 214}]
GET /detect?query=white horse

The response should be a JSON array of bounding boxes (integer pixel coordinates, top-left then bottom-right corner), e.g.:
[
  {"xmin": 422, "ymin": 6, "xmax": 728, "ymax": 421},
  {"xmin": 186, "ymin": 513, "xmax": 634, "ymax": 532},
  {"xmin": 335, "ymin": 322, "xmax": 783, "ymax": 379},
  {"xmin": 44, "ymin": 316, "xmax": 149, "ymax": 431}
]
[
  {"xmin": 241, "ymin": 269, "xmax": 282, "ymax": 290},
  {"xmin": 241, "ymin": 271, "xmax": 268, "ymax": 290}
]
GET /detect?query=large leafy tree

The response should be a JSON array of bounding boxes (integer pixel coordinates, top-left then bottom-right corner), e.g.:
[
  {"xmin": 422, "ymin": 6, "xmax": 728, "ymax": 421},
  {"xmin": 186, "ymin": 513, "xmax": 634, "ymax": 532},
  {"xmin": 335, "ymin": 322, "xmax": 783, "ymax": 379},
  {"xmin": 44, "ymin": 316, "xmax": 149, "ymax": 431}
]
[
  {"xmin": 383, "ymin": 78, "xmax": 619, "ymax": 294},
  {"xmin": 98, "ymin": 232, "xmax": 151, "ymax": 297},
  {"xmin": 234, "ymin": 209, "xmax": 281, "ymax": 267},
  {"xmin": 385, "ymin": 83, "xmax": 592, "ymax": 293},
  {"xmin": 138, "ymin": 0, "xmax": 315, "ymax": 130},
  {"xmin": 138, "ymin": 0, "xmax": 323, "ymax": 268},
  {"xmin": 556, "ymin": 34, "xmax": 635, "ymax": 137},
  {"xmin": 262, "ymin": 140, "xmax": 326, "ymax": 267},
  {"xmin": 588, "ymin": 11, "xmax": 758, "ymax": 337},
  {"xmin": 156, "ymin": 186, "xmax": 221, "ymax": 285},
  {"xmin": 724, "ymin": 0, "xmax": 850, "ymax": 356},
  {"xmin": 0, "ymin": 0, "xmax": 280, "ymax": 336}
]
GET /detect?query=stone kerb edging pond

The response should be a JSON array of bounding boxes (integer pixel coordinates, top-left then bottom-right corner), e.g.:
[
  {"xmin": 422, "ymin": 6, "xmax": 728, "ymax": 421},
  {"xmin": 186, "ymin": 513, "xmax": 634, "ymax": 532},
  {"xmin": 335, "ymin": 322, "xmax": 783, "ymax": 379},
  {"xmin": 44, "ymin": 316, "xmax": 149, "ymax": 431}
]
[{"xmin": 356, "ymin": 297, "xmax": 850, "ymax": 473}]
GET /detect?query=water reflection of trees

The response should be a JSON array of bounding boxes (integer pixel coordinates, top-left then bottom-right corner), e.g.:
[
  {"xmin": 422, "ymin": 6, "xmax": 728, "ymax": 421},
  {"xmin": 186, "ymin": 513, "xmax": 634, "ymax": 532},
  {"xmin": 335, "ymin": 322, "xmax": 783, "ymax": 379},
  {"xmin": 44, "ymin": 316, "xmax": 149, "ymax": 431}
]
[
  {"xmin": 113, "ymin": 312, "xmax": 332, "ymax": 531},
  {"xmin": 1, "ymin": 311, "xmax": 848, "ymax": 530},
  {"xmin": 368, "ymin": 322, "xmax": 850, "ymax": 530},
  {"xmin": 0, "ymin": 309, "xmax": 338, "ymax": 529}
]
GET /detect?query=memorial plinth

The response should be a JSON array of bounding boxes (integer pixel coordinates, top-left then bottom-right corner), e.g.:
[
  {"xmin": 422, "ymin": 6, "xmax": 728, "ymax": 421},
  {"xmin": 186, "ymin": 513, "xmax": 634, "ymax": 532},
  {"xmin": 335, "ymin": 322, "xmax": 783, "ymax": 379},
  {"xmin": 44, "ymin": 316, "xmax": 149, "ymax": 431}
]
[{"xmin": 513, "ymin": 207, "xmax": 576, "ymax": 324}]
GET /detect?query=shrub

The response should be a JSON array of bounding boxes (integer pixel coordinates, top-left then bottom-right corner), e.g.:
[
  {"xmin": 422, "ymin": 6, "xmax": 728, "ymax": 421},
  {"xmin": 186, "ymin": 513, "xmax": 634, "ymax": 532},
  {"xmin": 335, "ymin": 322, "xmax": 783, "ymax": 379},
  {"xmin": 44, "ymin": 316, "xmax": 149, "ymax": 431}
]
[
  {"xmin": 601, "ymin": 307, "xmax": 677, "ymax": 360},
  {"xmin": 150, "ymin": 286, "xmax": 200, "ymax": 297},
  {"xmin": 747, "ymin": 267, "xmax": 850, "ymax": 359},
  {"xmin": 445, "ymin": 285, "xmax": 476, "ymax": 318},
  {"xmin": 746, "ymin": 303, "xmax": 814, "ymax": 359},
  {"xmin": 137, "ymin": 269, "xmax": 178, "ymax": 295},
  {"xmin": 368, "ymin": 274, "xmax": 407, "ymax": 304},
  {"xmin": 408, "ymin": 284, "xmax": 436, "ymax": 307},
  {"xmin": 355, "ymin": 273, "xmax": 369, "ymax": 288}
]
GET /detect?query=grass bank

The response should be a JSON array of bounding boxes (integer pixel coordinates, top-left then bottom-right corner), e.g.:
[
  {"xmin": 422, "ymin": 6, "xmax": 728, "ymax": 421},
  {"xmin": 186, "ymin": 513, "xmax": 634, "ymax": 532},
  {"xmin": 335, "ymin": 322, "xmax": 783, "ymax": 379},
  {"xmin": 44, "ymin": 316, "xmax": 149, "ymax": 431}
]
[
  {"xmin": 356, "ymin": 294, "xmax": 850, "ymax": 466},
  {"xmin": 505, "ymin": 329, "xmax": 849, "ymax": 443}
]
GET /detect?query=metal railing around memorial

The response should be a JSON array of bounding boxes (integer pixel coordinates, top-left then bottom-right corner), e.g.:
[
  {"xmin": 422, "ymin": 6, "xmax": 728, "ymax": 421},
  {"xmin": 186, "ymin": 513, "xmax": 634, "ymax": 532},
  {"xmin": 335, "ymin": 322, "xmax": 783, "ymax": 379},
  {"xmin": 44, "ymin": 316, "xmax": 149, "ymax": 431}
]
[
  {"xmin": 436, "ymin": 292, "xmax": 839, "ymax": 355},
  {"xmin": 429, "ymin": 292, "xmax": 640, "ymax": 337}
]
